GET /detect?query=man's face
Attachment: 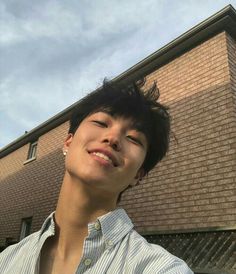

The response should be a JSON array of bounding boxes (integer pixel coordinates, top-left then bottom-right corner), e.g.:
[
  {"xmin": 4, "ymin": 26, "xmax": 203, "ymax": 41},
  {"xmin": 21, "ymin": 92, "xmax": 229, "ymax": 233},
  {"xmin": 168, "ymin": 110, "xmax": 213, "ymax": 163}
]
[{"xmin": 64, "ymin": 112, "xmax": 148, "ymax": 200}]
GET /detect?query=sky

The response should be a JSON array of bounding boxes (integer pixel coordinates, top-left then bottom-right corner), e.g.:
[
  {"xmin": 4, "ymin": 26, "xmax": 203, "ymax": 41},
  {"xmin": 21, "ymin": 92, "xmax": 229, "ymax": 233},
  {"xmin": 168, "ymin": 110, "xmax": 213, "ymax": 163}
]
[{"xmin": 1, "ymin": 0, "xmax": 236, "ymax": 148}]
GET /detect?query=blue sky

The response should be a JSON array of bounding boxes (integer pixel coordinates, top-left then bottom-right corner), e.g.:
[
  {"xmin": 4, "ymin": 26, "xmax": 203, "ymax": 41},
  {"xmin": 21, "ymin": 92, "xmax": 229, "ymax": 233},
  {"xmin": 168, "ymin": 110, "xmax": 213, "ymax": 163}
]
[{"xmin": 1, "ymin": 0, "xmax": 236, "ymax": 148}]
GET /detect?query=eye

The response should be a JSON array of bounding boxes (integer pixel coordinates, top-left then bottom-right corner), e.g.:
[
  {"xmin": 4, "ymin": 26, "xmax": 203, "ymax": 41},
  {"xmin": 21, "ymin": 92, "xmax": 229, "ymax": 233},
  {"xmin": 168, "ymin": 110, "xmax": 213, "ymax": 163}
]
[
  {"xmin": 92, "ymin": 120, "xmax": 107, "ymax": 127},
  {"xmin": 127, "ymin": 135, "xmax": 143, "ymax": 146}
]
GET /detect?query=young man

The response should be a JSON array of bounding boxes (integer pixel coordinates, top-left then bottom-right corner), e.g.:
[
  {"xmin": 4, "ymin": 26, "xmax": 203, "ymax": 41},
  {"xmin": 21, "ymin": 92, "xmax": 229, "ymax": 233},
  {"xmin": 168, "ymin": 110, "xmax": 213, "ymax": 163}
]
[{"xmin": 0, "ymin": 80, "xmax": 193, "ymax": 273}]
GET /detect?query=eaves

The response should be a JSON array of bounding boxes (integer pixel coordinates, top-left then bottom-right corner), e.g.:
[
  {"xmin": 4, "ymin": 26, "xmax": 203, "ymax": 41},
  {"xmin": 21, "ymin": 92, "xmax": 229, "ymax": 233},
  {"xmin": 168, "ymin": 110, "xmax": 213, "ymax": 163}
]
[{"xmin": 1, "ymin": 4, "xmax": 236, "ymax": 159}]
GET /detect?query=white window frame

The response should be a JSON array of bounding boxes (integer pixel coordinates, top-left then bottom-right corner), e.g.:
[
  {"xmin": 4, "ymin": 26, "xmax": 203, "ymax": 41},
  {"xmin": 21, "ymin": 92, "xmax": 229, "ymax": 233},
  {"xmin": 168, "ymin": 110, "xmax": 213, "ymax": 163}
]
[
  {"xmin": 19, "ymin": 217, "xmax": 32, "ymax": 240},
  {"xmin": 24, "ymin": 141, "xmax": 38, "ymax": 164}
]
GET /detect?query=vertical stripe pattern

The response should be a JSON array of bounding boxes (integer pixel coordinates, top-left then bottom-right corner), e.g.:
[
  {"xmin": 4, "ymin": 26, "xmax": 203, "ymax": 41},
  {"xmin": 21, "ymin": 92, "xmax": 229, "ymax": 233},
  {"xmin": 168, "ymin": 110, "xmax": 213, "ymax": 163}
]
[{"xmin": 0, "ymin": 209, "xmax": 193, "ymax": 273}]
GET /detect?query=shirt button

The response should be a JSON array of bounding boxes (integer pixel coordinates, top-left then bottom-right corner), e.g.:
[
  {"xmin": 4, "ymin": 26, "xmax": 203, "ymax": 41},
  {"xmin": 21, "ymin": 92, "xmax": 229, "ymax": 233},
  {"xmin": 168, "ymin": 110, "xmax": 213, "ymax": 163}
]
[
  {"xmin": 94, "ymin": 221, "xmax": 101, "ymax": 230},
  {"xmin": 84, "ymin": 258, "xmax": 92, "ymax": 266},
  {"xmin": 106, "ymin": 239, "xmax": 113, "ymax": 246}
]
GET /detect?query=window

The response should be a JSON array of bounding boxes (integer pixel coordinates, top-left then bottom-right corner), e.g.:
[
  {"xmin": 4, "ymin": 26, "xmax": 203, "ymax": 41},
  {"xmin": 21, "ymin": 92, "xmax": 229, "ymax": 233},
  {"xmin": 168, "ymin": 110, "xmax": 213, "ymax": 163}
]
[
  {"xmin": 24, "ymin": 140, "xmax": 38, "ymax": 164},
  {"xmin": 27, "ymin": 141, "xmax": 38, "ymax": 160},
  {"xmin": 19, "ymin": 217, "xmax": 32, "ymax": 240}
]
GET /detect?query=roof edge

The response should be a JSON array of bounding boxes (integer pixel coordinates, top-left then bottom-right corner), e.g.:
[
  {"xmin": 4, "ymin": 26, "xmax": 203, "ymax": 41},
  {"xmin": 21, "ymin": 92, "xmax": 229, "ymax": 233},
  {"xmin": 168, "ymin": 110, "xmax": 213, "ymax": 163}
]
[
  {"xmin": 114, "ymin": 4, "xmax": 236, "ymax": 84},
  {"xmin": 1, "ymin": 4, "xmax": 236, "ymax": 158}
]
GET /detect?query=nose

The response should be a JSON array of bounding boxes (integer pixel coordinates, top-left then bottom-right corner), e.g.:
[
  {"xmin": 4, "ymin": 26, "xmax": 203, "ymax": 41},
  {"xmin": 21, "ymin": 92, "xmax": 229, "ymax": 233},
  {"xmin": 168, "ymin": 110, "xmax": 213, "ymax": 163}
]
[{"xmin": 102, "ymin": 130, "xmax": 121, "ymax": 151}]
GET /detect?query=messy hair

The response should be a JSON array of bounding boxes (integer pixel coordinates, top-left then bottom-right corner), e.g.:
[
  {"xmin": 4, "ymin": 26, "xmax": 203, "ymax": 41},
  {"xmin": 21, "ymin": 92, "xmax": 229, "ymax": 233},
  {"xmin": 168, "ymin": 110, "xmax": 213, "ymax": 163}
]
[{"xmin": 69, "ymin": 79, "xmax": 170, "ymax": 175}]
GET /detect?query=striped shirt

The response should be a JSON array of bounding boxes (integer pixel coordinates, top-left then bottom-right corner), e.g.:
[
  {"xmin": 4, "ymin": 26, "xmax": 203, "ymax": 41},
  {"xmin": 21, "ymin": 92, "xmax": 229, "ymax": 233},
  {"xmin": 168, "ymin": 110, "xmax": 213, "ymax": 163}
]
[{"xmin": 0, "ymin": 208, "xmax": 193, "ymax": 273}]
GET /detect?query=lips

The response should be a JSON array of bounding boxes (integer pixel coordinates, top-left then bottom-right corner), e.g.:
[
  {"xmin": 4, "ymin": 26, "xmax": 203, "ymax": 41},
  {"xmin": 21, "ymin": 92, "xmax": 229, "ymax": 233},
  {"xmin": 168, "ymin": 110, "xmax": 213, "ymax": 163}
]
[{"xmin": 88, "ymin": 149, "xmax": 118, "ymax": 167}]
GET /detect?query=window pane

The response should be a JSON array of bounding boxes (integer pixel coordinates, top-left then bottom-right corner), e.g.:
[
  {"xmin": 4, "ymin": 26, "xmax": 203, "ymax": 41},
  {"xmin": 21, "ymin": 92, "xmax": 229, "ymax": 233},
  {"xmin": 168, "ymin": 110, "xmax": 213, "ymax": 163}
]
[
  {"xmin": 20, "ymin": 217, "xmax": 32, "ymax": 240},
  {"xmin": 27, "ymin": 141, "xmax": 38, "ymax": 159}
]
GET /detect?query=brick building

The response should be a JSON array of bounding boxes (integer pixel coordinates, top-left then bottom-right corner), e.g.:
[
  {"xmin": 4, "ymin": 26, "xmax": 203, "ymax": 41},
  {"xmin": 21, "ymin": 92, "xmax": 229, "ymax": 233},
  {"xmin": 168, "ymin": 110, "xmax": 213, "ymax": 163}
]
[{"xmin": 0, "ymin": 5, "xmax": 236, "ymax": 273}]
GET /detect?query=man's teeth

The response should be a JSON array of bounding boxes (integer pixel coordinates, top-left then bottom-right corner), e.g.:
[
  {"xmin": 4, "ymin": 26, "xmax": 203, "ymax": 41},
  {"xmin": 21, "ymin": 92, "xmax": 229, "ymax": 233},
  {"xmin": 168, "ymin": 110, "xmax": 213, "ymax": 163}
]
[{"xmin": 92, "ymin": 152, "xmax": 113, "ymax": 164}]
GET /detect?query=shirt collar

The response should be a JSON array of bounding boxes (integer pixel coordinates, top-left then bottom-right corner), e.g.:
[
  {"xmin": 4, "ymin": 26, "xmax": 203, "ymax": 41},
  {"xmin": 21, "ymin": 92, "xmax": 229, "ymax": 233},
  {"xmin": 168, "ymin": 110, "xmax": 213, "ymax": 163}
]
[
  {"xmin": 38, "ymin": 208, "xmax": 134, "ymax": 247},
  {"xmin": 38, "ymin": 211, "xmax": 55, "ymax": 239},
  {"xmin": 97, "ymin": 208, "xmax": 134, "ymax": 247}
]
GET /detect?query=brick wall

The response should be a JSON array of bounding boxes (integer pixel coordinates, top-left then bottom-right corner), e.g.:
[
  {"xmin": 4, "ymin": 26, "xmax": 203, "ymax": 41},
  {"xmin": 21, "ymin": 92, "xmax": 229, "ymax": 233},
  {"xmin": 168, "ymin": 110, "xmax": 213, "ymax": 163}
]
[
  {"xmin": 120, "ymin": 31, "xmax": 236, "ymax": 232},
  {"xmin": 227, "ymin": 33, "xmax": 236, "ymax": 125},
  {"xmin": 0, "ymin": 122, "xmax": 68, "ymax": 246}
]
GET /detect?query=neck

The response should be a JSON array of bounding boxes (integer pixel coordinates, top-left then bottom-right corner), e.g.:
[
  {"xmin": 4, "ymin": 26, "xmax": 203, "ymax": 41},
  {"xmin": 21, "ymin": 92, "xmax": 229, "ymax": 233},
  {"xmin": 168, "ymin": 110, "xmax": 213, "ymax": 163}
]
[{"xmin": 53, "ymin": 172, "xmax": 117, "ymax": 257}]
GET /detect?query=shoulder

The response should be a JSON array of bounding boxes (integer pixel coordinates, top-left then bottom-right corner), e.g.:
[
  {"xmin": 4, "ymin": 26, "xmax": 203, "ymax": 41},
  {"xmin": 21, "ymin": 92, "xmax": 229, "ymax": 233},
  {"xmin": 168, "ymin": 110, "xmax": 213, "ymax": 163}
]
[
  {"xmin": 0, "ymin": 231, "xmax": 40, "ymax": 271},
  {"xmin": 124, "ymin": 230, "xmax": 193, "ymax": 274},
  {"xmin": 1, "ymin": 230, "xmax": 40, "ymax": 256}
]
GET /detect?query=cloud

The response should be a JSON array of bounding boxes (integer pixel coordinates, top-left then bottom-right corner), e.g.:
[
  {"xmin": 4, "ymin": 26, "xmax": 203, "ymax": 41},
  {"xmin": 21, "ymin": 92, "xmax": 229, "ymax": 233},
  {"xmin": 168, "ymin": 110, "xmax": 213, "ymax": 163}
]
[{"xmin": 0, "ymin": 0, "xmax": 235, "ymax": 148}]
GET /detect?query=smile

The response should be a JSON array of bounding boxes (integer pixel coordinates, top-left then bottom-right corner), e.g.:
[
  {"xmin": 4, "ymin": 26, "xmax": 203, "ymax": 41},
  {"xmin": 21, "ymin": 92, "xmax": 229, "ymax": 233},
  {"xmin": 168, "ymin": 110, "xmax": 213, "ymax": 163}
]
[{"xmin": 91, "ymin": 152, "xmax": 113, "ymax": 165}]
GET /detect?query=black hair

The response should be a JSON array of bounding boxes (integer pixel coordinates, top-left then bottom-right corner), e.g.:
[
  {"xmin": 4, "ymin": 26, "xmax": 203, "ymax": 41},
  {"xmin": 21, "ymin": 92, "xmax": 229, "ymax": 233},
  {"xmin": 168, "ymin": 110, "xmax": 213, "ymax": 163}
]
[{"xmin": 69, "ymin": 79, "xmax": 170, "ymax": 175}]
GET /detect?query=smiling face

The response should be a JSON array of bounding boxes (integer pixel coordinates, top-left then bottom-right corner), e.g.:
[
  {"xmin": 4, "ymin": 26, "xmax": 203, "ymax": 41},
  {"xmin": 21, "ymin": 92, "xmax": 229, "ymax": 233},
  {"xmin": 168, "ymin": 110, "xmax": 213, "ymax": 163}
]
[{"xmin": 63, "ymin": 112, "xmax": 148, "ymax": 201}]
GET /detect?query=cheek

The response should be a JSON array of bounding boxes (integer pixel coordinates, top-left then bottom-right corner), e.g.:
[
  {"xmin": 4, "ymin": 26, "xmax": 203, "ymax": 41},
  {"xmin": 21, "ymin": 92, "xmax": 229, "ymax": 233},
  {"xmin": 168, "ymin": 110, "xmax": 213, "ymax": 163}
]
[
  {"xmin": 125, "ymin": 148, "xmax": 146, "ymax": 170},
  {"xmin": 71, "ymin": 131, "xmax": 92, "ymax": 151}
]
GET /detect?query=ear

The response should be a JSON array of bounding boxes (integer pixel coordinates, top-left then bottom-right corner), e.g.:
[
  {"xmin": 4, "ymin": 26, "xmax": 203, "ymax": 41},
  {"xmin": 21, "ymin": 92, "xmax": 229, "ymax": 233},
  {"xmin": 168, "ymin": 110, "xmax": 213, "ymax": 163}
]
[
  {"xmin": 130, "ymin": 168, "xmax": 145, "ymax": 187},
  {"xmin": 63, "ymin": 133, "xmax": 74, "ymax": 151}
]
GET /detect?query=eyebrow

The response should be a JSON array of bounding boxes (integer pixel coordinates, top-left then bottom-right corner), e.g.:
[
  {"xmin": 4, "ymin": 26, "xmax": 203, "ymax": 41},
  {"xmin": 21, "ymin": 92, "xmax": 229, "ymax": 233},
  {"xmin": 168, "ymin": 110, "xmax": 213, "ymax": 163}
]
[
  {"xmin": 129, "ymin": 120, "xmax": 146, "ymax": 133},
  {"xmin": 92, "ymin": 111, "xmax": 147, "ymax": 135}
]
